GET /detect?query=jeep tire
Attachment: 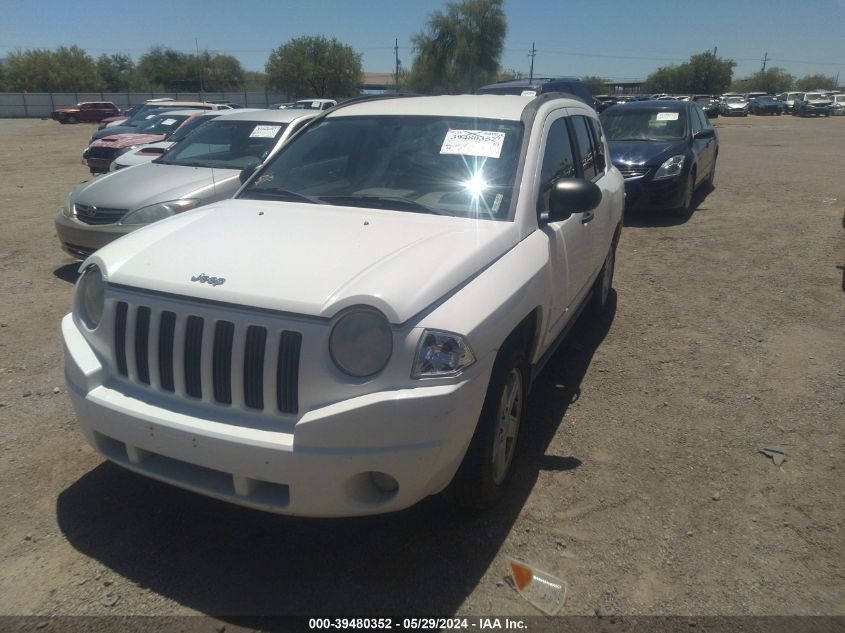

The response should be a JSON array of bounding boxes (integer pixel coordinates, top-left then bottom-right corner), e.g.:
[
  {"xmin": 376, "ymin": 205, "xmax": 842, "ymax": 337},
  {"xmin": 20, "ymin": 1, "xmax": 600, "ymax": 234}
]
[{"xmin": 444, "ymin": 343, "xmax": 527, "ymax": 509}]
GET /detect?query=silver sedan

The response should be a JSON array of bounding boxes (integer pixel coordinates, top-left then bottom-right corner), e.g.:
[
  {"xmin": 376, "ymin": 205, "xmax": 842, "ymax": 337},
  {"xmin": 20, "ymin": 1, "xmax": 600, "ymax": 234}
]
[{"xmin": 55, "ymin": 109, "xmax": 317, "ymax": 259}]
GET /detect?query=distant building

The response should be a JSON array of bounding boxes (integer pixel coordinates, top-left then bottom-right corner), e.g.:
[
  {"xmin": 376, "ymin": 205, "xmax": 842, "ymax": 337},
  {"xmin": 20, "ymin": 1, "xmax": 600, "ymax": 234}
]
[{"xmin": 362, "ymin": 72, "xmax": 397, "ymax": 94}]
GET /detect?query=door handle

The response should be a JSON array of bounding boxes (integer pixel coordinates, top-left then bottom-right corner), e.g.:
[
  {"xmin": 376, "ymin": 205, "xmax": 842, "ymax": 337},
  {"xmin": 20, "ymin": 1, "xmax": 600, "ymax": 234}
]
[{"xmin": 581, "ymin": 211, "xmax": 594, "ymax": 224}]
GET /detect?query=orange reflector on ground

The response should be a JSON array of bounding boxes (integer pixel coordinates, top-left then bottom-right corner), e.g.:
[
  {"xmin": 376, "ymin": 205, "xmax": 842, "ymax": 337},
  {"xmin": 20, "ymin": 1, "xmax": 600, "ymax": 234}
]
[{"xmin": 508, "ymin": 558, "xmax": 567, "ymax": 615}]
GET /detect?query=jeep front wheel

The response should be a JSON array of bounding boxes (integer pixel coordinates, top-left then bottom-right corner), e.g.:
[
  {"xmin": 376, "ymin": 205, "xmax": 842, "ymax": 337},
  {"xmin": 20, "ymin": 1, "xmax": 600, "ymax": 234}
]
[{"xmin": 444, "ymin": 344, "xmax": 527, "ymax": 509}]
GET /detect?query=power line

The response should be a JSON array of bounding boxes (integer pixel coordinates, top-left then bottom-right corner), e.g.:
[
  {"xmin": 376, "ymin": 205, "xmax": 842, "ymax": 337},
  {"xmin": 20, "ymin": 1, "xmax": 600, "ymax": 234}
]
[{"xmin": 528, "ymin": 42, "xmax": 536, "ymax": 82}]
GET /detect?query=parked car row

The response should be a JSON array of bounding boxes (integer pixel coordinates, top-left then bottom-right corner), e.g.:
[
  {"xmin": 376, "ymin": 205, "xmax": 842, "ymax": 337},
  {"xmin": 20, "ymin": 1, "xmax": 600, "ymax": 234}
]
[{"xmin": 59, "ymin": 108, "xmax": 318, "ymax": 257}]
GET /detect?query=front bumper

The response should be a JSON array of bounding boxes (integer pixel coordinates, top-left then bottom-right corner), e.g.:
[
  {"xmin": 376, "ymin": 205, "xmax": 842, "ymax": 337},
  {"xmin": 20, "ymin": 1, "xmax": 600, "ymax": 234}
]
[
  {"xmin": 86, "ymin": 158, "xmax": 113, "ymax": 174},
  {"xmin": 62, "ymin": 313, "xmax": 492, "ymax": 517},
  {"xmin": 620, "ymin": 172, "xmax": 685, "ymax": 211},
  {"xmin": 54, "ymin": 211, "xmax": 134, "ymax": 259},
  {"xmin": 798, "ymin": 104, "xmax": 831, "ymax": 115}
]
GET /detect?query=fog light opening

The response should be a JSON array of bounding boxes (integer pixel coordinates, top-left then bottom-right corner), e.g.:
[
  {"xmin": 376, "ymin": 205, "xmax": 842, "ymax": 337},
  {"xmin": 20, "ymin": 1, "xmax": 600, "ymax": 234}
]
[{"xmin": 369, "ymin": 471, "xmax": 399, "ymax": 493}]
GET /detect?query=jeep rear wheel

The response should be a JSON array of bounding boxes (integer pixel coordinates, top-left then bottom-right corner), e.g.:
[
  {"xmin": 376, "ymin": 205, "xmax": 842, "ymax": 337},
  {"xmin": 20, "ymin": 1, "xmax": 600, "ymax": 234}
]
[
  {"xmin": 66, "ymin": 115, "xmax": 78, "ymax": 124},
  {"xmin": 444, "ymin": 344, "xmax": 527, "ymax": 509}
]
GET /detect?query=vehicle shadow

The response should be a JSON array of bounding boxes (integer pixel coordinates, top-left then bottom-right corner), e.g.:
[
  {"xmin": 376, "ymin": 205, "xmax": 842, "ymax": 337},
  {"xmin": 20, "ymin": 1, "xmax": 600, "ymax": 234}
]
[
  {"xmin": 53, "ymin": 263, "xmax": 81, "ymax": 284},
  {"xmin": 55, "ymin": 298, "xmax": 615, "ymax": 620},
  {"xmin": 623, "ymin": 185, "xmax": 713, "ymax": 228}
]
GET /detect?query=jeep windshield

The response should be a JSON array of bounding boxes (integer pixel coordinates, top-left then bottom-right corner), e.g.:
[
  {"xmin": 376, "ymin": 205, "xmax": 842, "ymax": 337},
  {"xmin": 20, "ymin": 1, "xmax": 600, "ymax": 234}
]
[
  {"xmin": 154, "ymin": 119, "xmax": 287, "ymax": 169},
  {"xmin": 238, "ymin": 115, "xmax": 524, "ymax": 219},
  {"xmin": 601, "ymin": 109, "xmax": 688, "ymax": 142}
]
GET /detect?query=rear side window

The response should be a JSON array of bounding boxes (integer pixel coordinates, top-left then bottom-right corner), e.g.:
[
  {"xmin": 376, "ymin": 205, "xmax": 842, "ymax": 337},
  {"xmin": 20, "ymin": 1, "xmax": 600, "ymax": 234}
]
[
  {"xmin": 693, "ymin": 106, "xmax": 709, "ymax": 129},
  {"xmin": 587, "ymin": 118, "xmax": 607, "ymax": 173},
  {"xmin": 571, "ymin": 116, "xmax": 597, "ymax": 181},
  {"xmin": 537, "ymin": 118, "xmax": 576, "ymax": 212}
]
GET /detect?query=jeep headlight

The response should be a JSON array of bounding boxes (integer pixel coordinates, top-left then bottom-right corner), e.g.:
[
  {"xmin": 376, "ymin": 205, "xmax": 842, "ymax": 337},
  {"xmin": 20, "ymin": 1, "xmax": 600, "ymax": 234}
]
[
  {"xmin": 77, "ymin": 265, "xmax": 106, "ymax": 330},
  {"xmin": 329, "ymin": 307, "xmax": 393, "ymax": 377},
  {"xmin": 653, "ymin": 155, "xmax": 685, "ymax": 180},
  {"xmin": 412, "ymin": 330, "xmax": 476, "ymax": 378},
  {"xmin": 120, "ymin": 198, "xmax": 199, "ymax": 225}
]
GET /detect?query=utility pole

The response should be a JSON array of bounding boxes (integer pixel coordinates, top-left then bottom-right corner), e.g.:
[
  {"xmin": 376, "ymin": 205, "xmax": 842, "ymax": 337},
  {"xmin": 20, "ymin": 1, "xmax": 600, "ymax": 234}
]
[
  {"xmin": 528, "ymin": 42, "xmax": 536, "ymax": 83},
  {"xmin": 195, "ymin": 37, "xmax": 204, "ymax": 97},
  {"xmin": 761, "ymin": 51, "xmax": 768, "ymax": 73},
  {"xmin": 394, "ymin": 38, "xmax": 400, "ymax": 92},
  {"xmin": 713, "ymin": 46, "xmax": 717, "ymax": 56}
]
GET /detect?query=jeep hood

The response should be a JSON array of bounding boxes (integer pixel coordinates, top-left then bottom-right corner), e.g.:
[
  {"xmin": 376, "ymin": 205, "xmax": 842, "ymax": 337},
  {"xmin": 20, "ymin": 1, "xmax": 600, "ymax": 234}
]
[
  {"xmin": 90, "ymin": 199, "xmax": 518, "ymax": 323},
  {"xmin": 72, "ymin": 162, "xmax": 240, "ymax": 211}
]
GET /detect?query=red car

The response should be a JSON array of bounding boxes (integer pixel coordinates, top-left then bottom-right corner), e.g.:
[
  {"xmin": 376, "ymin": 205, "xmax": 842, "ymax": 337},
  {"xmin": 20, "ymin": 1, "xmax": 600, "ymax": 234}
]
[
  {"xmin": 82, "ymin": 111, "xmax": 194, "ymax": 174},
  {"xmin": 51, "ymin": 101, "xmax": 120, "ymax": 124}
]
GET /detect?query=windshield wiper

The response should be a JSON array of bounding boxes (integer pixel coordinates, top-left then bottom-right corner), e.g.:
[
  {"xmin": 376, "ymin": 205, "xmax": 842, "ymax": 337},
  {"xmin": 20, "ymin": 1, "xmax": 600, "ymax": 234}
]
[
  {"xmin": 611, "ymin": 137, "xmax": 668, "ymax": 142},
  {"xmin": 320, "ymin": 195, "xmax": 446, "ymax": 215},
  {"xmin": 241, "ymin": 187, "xmax": 326, "ymax": 205}
]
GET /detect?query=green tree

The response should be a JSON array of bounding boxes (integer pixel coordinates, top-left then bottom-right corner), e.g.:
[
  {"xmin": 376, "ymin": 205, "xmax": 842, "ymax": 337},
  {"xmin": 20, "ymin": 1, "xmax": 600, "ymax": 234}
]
[
  {"xmin": 200, "ymin": 52, "xmax": 245, "ymax": 91},
  {"xmin": 137, "ymin": 46, "xmax": 194, "ymax": 90},
  {"xmin": 794, "ymin": 73, "xmax": 836, "ymax": 91},
  {"xmin": 408, "ymin": 0, "xmax": 507, "ymax": 94},
  {"xmin": 242, "ymin": 70, "xmax": 268, "ymax": 91},
  {"xmin": 751, "ymin": 67, "xmax": 794, "ymax": 93},
  {"xmin": 642, "ymin": 51, "xmax": 735, "ymax": 94},
  {"xmin": 582, "ymin": 75, "xmax": 609, "ymax": 95},
  {"xmin": 265, "ymin": 36, "xmax": 362, "ymax": 99},
  {"xmin": 641, "ymin": 66, "xmax": 681, "ymax": 94},
  {"xmin": 96, "ymin": 53, "xmax": 141, "ymax": 92},
  {"xmin": 497, "ymin": 68, "xmax": 523, "ymax": 81},
  {"xmin": 728, "ymin": 77, "xmax": 751, "ymax": 93},
  {"xmin": 5, "ymin": 46, "xmax": 103, "ymax": 92},
  {"xmin": 135, "ymin": 46, "xmax": 244, "ymax": 92}
]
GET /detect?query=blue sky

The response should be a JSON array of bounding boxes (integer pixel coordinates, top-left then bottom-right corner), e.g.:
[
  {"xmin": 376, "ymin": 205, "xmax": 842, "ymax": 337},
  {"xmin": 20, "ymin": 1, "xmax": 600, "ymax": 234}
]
[{"xmin": 1, "ymin": 0, "xmax": 843, "ymax": 82}]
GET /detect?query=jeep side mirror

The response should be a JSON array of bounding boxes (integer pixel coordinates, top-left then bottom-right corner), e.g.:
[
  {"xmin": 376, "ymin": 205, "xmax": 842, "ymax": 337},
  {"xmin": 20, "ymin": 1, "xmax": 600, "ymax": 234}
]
[
  {"xmin": 239, "ymin": 162, "xmax": 260, "ymax": 184},
  {"xmin": 546, "ymin": 179, "xmax": 602, "ymax": 222},
  {"xmin": 694, "ymin": 129, "xmax": 715, "ymax": 140}
]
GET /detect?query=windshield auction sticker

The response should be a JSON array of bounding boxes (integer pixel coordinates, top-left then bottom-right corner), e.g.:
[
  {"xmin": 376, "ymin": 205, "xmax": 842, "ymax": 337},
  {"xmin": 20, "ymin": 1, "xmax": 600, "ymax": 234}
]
[
  {"xmin": 161, "ymin": 118, "xmax": 177, "ymax": 125},
  {"xmin": 250, "ymin": 125, "xmax": 282, "ymax": 138},
  {"xmin": 655, "ymin": 112, "xmax": 679, "ymax": 121},
  {"xmin": 441, "ymin": 130, "xmax": 506, "ymax": 158}
]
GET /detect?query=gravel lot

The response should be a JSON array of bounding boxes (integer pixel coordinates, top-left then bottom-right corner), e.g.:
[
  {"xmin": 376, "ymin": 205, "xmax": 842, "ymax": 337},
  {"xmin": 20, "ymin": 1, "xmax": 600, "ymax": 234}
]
[{"xmin": 0, "ymin": 114, "xmax": 843, "ymax": 625}]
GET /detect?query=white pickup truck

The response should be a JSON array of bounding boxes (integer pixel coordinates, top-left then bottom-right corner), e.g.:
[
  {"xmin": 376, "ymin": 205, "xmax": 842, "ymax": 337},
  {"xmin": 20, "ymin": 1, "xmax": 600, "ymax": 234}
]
[{"xmin": 63, "ymin": 94, "xmax": 625, "ymax": 517}]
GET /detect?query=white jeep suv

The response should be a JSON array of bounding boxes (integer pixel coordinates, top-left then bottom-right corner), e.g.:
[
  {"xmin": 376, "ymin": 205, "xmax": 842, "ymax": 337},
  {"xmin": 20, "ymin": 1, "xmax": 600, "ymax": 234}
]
[{"xmin": 63, "ymin": 94, "xmax": 625, "ymax": 517}]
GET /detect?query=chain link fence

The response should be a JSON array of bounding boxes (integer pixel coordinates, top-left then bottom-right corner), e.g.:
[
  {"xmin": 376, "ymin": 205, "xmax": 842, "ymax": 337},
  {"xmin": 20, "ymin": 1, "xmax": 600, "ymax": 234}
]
[{"xmin": 0, "ymin": 91, "xmax": 291, "ymax": 118}]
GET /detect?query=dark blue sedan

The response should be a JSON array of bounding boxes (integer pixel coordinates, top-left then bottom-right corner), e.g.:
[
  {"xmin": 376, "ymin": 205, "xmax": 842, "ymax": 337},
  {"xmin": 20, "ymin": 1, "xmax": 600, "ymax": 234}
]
[{"xmin": 601, "ymin": 101, "xmax": 718, "ymax": 214}]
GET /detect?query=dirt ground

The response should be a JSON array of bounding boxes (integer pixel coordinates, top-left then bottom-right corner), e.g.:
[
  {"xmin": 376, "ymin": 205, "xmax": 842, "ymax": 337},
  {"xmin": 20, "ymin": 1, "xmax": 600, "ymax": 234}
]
[{"xmin": 0, "ymin": 114, "xmax": 843, "ymax": 626}]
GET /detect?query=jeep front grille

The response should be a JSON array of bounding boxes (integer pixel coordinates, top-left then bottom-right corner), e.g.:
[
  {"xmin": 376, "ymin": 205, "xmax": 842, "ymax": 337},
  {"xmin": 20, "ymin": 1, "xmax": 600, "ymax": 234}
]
[
  {"xmin": 113, "ymin": 301, "xmax": 301, "ymax": 414},
  {"xmin": 86, "ymin": 147, "xmax": 119, "ymax": 160}
]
